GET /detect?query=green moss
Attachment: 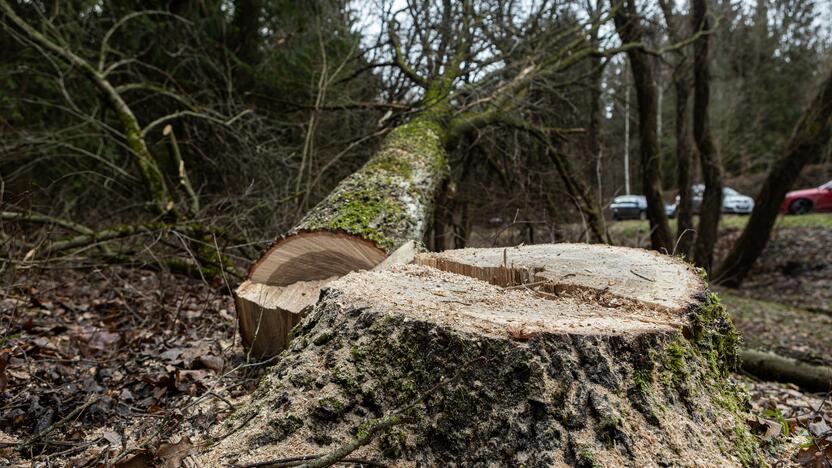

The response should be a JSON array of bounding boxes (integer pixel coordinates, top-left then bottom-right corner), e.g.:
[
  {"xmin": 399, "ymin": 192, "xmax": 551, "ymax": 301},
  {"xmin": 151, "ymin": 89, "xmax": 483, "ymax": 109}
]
[
  {"xmin": 659, "ymin": 341, "xmax": 690, "ymax": 387},
  {"xmin": 330, "ymin": 366, "xmax": 361, "ymax": 394},
  {"xmin": 632, "ymin": 368, "xmax": 652, "ymax": 396},
  {"xmin": 297, "ymin": 116, "xmax": 448, "ymax": 251},
  {"xmin": 312, "ymin": 396, "xmax": 347, "ymax": 421},
  {"xmin": 731, "ymin": 424, "xmax": 765, "ymax": 466},
  {"xmin": 313, "ymin": 330, "xmax": 334, "ymax": 346},
  {"xmin": 267, "ymin": 414, "xmax": 303, "ymax": 442},
  {"xmin": 365, "ymin": 152, "xmax": 414, "ymax": 179},
  {"xmin": 645, "ymin": 291, "xmax": 761, "ymax": 465},
  {"xmin": 287, "ymin": 321, "xmax": 303, "ymax": 342},
  {"xmin": 575, "ymin": 446, "xmax": 601, "ymax": 468},
  {"xmin": 350, "ymin": 345, "xmax": 368, "ymax": 361}
]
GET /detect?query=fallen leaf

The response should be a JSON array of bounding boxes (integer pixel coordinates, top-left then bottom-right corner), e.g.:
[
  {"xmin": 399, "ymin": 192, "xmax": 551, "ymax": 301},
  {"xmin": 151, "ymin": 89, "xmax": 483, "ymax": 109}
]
[
  {"xmin": 115, "ymin": 451, "xmax": 154, "ymax": 468},
  {"xmin": 156, "ymin": 435, "xmax": 193, "ymax": 468},
  {"xmin": 796, "ymin": 440, "xmax": 832, "ymax": 468},
  {"xmin": 747, "ymin": 416, "xmax": 783, "ymax": 443},
  {"xmin": 198, "ymin": 355, "xmax": 224, "ymax": 373},
  {"xmin": 103, "ymin": 430, "xmax": 122, "ymax": 446},
  {"xmin": 808, "ymin": 417, "xmax": 831, "ymax": 437}
]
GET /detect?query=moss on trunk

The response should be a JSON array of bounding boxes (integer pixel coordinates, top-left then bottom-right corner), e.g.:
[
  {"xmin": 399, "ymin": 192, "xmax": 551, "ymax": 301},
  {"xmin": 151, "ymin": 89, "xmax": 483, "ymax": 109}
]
[{"xmin": 295, "ymin": 117, "xmax": 448, "ymax": 253}]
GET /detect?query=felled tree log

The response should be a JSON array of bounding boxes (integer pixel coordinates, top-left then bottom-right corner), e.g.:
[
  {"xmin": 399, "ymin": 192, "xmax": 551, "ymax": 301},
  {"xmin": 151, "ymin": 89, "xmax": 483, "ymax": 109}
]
[
  {"xmin": 236, "ymin": 117, "xmax": 447, "ymax": 357},
  {"xmin": 206, "ymin": 244, "xmax": 762, "ymax": 466}
]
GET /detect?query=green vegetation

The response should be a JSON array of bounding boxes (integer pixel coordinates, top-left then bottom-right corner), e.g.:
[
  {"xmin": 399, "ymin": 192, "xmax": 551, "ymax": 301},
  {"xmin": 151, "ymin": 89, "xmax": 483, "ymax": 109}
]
[{"xmin": 610, "ymin": 213, "xmax": 832, "ymax": 241}]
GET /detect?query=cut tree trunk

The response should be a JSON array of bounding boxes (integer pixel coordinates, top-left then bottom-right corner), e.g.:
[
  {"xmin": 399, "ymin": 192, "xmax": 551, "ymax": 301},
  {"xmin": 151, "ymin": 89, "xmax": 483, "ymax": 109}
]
[
  {"xmin": 205, "ymin": 244, "xmax": 761, "ymax": 467},
  {"xmin": 236, "ymin": 117, "xmax": 447, "ymax": 357}
]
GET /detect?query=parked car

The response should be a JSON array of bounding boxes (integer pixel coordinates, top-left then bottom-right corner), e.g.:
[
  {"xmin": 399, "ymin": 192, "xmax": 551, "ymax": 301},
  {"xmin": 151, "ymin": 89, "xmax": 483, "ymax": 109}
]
[
  {"xmin": 667, "ymin": 184, "xmax": 754, "ymax": 217},
  {"xmin": 780, "ymin": 180, "xmax": 832, "ymax": 214},
  {"xmin": 610, "ymin": 195, "xmax": 647, "ymax": 220}
]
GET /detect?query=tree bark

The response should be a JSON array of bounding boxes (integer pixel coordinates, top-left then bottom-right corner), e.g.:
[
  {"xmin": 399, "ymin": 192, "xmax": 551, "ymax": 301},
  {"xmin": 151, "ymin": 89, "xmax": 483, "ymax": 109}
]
[
  {"xmin": 674, "ymin": 78, "xmax": 696, "ymax": 257},
  {"xmin": 204, "ymin": 244, "xmax": 761, "ymax": 466},
  {"xmin": 715, "ymin": 66, "xmax": 832, "ymax": 286},
  {"xmin": 237, "ymin": 116, "xmax": 448, "ymax": 357},
  {"xmin": 612, "ymin": 0, "xmax": 674, "ymax": 253},
  {"xmin": 659, "ymin": 0, "xmax": 695, "ymax": 258},
  {"xmin": 691, "ymin": 0, "xmax": 723, "ymax": 271}
]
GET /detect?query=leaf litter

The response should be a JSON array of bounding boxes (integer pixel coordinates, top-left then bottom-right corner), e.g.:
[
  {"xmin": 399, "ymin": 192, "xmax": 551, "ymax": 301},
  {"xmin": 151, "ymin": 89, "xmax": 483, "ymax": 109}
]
[{"xmin": 0, "ymin": 266, "xmax": 269, "ymax": 466}]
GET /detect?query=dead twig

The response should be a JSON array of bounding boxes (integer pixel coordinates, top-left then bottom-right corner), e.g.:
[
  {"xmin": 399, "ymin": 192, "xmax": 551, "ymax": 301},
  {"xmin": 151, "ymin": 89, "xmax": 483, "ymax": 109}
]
[
  {"xmin": 630, "ymin": 269, "xmax": 656, "ymax": 282},
  {"xmin": 22, "ymin": 396, "xmax": 98, "ymax": 448}
]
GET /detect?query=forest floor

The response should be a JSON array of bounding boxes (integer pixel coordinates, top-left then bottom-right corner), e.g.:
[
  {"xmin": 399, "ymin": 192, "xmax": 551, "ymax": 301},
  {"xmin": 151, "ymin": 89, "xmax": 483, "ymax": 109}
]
[{"xmin": 1, "ymin": 215, "xmax": 831, "ymax": 466}]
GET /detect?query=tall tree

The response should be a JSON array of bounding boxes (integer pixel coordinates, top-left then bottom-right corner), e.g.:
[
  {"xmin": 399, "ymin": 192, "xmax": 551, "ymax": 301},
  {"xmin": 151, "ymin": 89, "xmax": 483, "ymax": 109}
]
[
  {"xmin": 611, "ymin": 0, "xmax": 674, "ymax": 252},
  {"xmin": 716, "ymin": 64, "xmax": 832, "ymax": 286},
  {"xmin": 660, "ymin": 0, "xmax": 696, "ymax": 257},
  {"xmin": 691, "ymin": 0, "xmax": 723, "ymax": 271}
]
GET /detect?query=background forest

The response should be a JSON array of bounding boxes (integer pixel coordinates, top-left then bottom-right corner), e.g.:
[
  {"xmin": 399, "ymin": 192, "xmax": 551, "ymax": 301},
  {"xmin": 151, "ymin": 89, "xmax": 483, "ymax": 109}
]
[
  {"xmin": 1, "ymin": 0, "xmax": 832, "ymax": 466},
  {"xmin": 1, "ymin": 0, "xmax": 829, "ymax": 261}
]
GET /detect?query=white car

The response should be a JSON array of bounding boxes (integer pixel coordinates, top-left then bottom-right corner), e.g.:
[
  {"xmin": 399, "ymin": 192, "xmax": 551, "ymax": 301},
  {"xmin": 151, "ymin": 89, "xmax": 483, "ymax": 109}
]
[{"xmin": 668, "ymin": 185, "xmax": 754, "ymax": 217}]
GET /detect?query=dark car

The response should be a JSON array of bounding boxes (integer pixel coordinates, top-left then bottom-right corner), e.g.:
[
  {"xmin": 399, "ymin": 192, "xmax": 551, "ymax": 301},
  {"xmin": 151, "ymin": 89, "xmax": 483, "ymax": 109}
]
[
  {"xmin": 610, "ymin": 195, "xmax": 647, "ymax": 220},
  {"xmin": 780, "ymin": 180, "xmax": 832, "ymax": 214}
]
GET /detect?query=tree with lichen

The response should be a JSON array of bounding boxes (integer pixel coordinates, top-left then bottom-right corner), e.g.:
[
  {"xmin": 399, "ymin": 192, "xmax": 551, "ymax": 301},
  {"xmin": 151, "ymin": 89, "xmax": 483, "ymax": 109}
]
[{"xmin": 235, "ymin": 0, "xmax": 643, "ymax": 355}]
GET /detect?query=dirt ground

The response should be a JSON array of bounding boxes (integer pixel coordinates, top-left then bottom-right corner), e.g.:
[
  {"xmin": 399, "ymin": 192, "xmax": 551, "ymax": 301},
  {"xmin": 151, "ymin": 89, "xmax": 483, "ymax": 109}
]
[
  {"xmin": 1, "ymin": 217, "xmax": 831, "ymax": 466},
  {"xmin": 716, "ymin": 226, "xmax": 832, "ymax": 315}
]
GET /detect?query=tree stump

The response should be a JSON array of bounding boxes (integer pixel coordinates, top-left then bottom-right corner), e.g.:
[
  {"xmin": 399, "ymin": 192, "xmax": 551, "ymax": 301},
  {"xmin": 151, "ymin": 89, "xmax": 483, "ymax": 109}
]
[{"xmin": 205, "ymin": 244, "xmax": 761, "ymax": 466}]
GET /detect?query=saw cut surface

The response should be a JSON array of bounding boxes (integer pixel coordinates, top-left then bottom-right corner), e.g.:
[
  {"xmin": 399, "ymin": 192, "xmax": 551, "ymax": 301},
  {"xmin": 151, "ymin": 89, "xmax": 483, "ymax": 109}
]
[
  {"xmin": 333, "ymin": 264, "xmax": 686, "ymax": 337},
  {"xmin": 416, "ymin": 243, "xmax": 703, "ymax": 312},
  {"xmin": 249, "ymin": 231, "xmax": 387, "ymax": 286}
]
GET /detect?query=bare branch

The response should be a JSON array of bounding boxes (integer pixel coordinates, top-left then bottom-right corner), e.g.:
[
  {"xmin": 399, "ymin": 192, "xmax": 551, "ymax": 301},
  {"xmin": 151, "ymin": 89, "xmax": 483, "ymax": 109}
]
[{"xmin": 387, "ymin": 20, "xmax": 428, "ymax": 89}]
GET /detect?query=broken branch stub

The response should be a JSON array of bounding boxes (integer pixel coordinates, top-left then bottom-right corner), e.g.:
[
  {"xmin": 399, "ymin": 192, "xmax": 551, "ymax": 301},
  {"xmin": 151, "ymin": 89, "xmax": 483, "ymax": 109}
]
[
  {"xmin": 236, "ymin": 117, "xmax": 447, "ymax": 357},
  {"xmin": 206, "ymin": 244, "xmax": 761, "ymax": 466}
]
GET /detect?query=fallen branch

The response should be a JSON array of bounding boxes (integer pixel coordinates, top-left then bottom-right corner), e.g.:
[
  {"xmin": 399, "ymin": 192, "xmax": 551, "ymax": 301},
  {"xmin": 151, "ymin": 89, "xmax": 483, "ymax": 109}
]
[
  {"xmin": 741, "ymin": 349, "xmax": 832, "ymax": 392},
  {"xmin": 1, "ymin": 210, "xmax": 94, "ymax": 235}
]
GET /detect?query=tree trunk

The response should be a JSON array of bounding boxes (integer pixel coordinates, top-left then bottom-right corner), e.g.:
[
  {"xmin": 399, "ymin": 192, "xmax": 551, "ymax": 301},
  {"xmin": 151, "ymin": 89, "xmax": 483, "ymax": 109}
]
[
  {"xmin": 236, "ymin": 117, "xmax": 448, "ymax": 357},
  {"xmin": 674, "ymin": 76, "xmax": 695, "ymax": 257},
  {"xmin": 612, "ymin": 0, "xmax": 674, "ymax": 253},
  {"xmin": 691, "ymin": 0, "xmax": 723, "ymax": 272},
  {"xmin": 204, "ymin": 244, "xmax": 761, "ymax": 466},
  {"xmin": 658, "ymin": 0, "xmax": 696, "ymax": 259},
  {"xmin": 715, "ymin": 66, "xmax": 832, "ymax": 286}
]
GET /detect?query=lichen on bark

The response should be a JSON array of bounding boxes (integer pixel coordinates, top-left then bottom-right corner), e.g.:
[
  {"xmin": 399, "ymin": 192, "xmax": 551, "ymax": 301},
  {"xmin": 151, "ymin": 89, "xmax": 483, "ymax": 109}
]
[{"xmin": 295, "ymin": 117, "xmax": 448, "ymax": 252}]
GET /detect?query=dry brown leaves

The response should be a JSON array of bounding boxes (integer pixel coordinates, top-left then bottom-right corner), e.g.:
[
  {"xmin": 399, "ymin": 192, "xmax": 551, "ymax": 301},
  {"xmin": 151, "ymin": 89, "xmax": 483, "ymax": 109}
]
[
  {"xmin": 0, "ymin": 266, "xmax": 267, "ymax": 466},
  {"xmin": 744, "ymin": 377, "xmax": 832, "ymax": 467}
]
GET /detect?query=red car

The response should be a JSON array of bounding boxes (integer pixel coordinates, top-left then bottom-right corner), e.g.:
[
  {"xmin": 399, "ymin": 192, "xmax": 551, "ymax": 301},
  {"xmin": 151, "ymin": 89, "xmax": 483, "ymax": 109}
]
[{"xmin": 780, "ymin": 180, "xmax": 832, "ymax": 214}]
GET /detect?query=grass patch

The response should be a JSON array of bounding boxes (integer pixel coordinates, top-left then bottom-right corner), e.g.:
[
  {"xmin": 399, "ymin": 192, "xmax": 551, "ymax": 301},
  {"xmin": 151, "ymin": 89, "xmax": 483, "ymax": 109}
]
[{"xmin": 609, "ymin": 213, "xmax": 831, "ymax": 241}]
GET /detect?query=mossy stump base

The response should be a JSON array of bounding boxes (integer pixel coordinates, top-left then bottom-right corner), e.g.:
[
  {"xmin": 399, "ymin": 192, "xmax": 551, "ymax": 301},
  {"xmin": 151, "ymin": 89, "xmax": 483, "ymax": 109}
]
[{"xmin": 210, "ymin": 244, "xmax": 761, "ymax": 467}]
